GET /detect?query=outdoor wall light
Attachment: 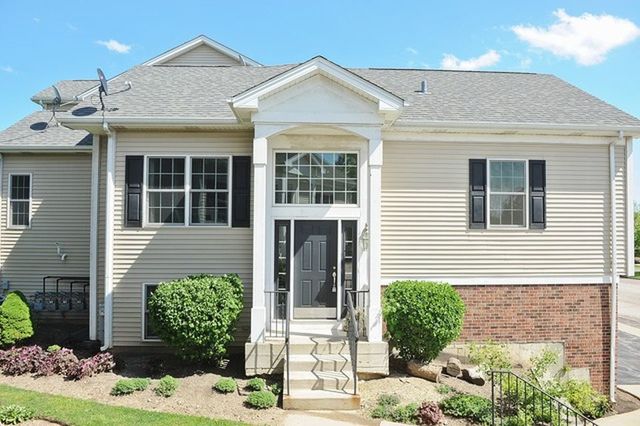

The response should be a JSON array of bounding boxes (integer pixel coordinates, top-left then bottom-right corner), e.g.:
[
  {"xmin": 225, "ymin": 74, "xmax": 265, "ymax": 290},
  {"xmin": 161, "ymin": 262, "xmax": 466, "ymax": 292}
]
[{"xmin": 361, "ymin": 223, "xmax": 369, "ymax": 250}]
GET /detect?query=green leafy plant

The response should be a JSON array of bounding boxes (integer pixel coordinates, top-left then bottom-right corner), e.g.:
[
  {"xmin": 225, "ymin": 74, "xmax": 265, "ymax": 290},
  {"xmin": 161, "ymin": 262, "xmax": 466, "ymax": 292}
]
[
  {"xmin": 0, "ymin": 291, "xmax": 34, "ymax": 347},
  {"xmin": 440, "ymin": 394, "xmax": 492, "ymax": 425},
  {"xmin": 548, "ymin": 380, "xmax": 610, "ymax": 419},
  {"xmin": 527, "ymin": 349, "xmax": 559, "ymax": 387},
  {"xmin": 0, "ymin": 404, "xmax": 35, "ymax": 425},
  {"xmin": 377, "ymin": 393, "xmax": 401, "ymax": 407},
  {"xmin": 390, "ymin": 403, "xmax": 418, "ymax": 424},
  {"xmin": 110, "ymin": 378, "xmax": 151, "ymax": 396},
  {"xmin": 269, "ymin": 382, "xmax": 282, "ymax": 396},
  {"xmin": 246, "ymin": 377, "xmax": 266, "ymax": 391},
  {"xmin": 383, "ymin": 281, "xmax": 465, "ymax": 363},
  {"xmin": 435, "ymin": 384, "xmax": 454, "ymax": 395},
  {"xmin": 213, "ymin": 377, "xmax": 237, "ymax": 394},
  {"xmin": 46, "ymin": 345, "xmax": 61, "ymax": 353},
  {"xmin": 468, "ymin": 340, "xmax": 512, "ymax": 374},
  {"xmin": 370, "ymin": 395, "xmax": 418, "ymax": 424},
  {"xmin": 148, "ymin": 274, "xmax": 243, "ymax": 362},
  {"xmin": 245, "ymin": 390, "xmax": 277, "ymax": 409},
  {"xmin": 154, "ymin": 375, "xmax": 178, "ymax": 398}
]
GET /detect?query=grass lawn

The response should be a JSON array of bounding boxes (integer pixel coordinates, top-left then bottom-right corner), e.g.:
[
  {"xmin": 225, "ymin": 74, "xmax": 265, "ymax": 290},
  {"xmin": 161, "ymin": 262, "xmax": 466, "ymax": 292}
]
[{"xmin": 0, "ymin": 384, "xmax": 247, "ymax": 426}]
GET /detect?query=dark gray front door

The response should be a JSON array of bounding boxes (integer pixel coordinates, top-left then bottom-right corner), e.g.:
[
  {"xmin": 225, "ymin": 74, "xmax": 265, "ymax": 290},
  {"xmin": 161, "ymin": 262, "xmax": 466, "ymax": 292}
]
[{"xmin": 294, "ymin": 220, "xmax": 338, "ymax": 319}]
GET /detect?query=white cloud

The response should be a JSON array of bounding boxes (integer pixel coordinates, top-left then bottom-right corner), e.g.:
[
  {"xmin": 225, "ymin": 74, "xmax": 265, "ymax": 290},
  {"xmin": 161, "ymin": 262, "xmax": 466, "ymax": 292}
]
[
  {"xmin": 33, "ymin": 17, "xmax": 40, "ymax": 23},
  {"xmin": 96, "ymin": 39, "xmax": 131, "ymax": 54},
  {"xmin": 405, "ymin": 47, "xmax": 419, "ymax": 55},
  {"xmin": 441, "ymin": 50, "xmax": 501, "ymax": 70},
  {"xmin": 519, "ymin": 57, "xmax": 532, "ymax": 69},
  {"xmin": 512, "ymin": 9, "xmax": 640, "ymax": 65},
  {"xmin": 1, "ymin": 66, "xmax": 14, "ymax": 73}
]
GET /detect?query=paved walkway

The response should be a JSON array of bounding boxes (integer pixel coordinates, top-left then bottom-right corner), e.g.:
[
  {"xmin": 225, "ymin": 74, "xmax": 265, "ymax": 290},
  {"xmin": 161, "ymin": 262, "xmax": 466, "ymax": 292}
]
[
  {"xmin": 618, "ymin": 278, "xmax": 640, "ymax": 385},
  {"xmin": 595, "ymin": 386, "xmax": 640, "ymax": 425}
]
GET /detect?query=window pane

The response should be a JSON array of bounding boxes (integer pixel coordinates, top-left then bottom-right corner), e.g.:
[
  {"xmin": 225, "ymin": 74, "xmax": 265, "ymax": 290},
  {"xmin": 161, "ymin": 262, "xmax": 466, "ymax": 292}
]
[
  {"xmin": 148, "ymin": 191, "xmax": 184, "ymax": 224},
  {"xmin": 489, "ymin": 161, "xmax": 526, "ymax": 227},
  {"xmin": 190, "ymin": 191, "xmax": 228, "ymax": 225}
]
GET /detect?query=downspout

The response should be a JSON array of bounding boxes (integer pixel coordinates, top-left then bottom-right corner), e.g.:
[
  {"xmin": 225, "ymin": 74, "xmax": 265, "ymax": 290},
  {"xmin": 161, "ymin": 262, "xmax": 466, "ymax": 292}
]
[
  {"xmin": 101, "ymin": 122, "xmax": 115, "ymax": 351},
  {"xmin": 89, "ymin": 135, "xmax": 99, "ymax": 340},
  {"xmin": 609, "ymin": 132, "xmax": 621, "ymax": 402}
]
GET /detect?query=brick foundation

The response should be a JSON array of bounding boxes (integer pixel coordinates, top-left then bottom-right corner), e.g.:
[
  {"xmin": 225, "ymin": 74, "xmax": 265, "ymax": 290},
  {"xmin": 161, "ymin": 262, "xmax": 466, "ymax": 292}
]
[{"xmin": 454, "ymin": 284, "xmax": 611, "ymax": 393}]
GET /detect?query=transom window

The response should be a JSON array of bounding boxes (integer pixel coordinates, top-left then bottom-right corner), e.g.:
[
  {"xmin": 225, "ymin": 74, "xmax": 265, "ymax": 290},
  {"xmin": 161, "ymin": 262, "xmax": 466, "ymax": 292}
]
[
  {"xmin": 274, "ymin": 152, "xmax": 358, "ymax": 205},
  {"xmin": 146, "ymin": 156, "xmax": 230, "ymax": 226},
  {"xmin": 9, "ymin": 174, "xmax": 31, "ymax": 228},
  {"xmin": 488, "ymin": 160, "xmax": 526, "ymax": 227}
]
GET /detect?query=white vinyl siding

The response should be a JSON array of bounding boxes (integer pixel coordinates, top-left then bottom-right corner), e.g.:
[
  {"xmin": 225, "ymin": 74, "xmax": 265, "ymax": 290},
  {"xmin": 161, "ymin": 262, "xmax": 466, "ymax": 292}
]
[
  {"xmin": 381, "ymin": 139, "xmax": 627, "ymax": 279},
  {"xmin": 111, "ymin": 132, "xmax": 253, "ymax": 346},
  {"xmin": 161, "ymin": 44, "xmax": 242, "ymax": 66},
  {"xmin": 0, "ymin": 154, "xmax": 91, "ymax": 295}
]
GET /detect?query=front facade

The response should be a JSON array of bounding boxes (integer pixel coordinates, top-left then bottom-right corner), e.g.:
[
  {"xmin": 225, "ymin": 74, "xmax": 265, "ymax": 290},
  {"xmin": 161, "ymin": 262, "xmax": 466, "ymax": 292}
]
[{"xmin": 0, "ymin": 36, "xmax": 637, "ymax": 399}]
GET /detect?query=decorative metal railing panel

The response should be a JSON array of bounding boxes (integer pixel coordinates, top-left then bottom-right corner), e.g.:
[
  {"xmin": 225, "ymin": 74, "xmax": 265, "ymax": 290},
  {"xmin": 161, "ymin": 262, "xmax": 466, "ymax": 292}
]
[
  {"xmin": 490, "ymin": 370, "xmax": 598, "ymax": 426},
  {"xmin": 265, "ymin": 289, "xmax": 290, "ymax": 396}
]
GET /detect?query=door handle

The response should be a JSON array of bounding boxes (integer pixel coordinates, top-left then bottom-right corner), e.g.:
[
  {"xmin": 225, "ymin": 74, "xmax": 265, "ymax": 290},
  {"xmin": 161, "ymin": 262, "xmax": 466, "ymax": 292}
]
[{"xmin": 331, "ymin": 267, "xmax": 337, "ymax": 292}]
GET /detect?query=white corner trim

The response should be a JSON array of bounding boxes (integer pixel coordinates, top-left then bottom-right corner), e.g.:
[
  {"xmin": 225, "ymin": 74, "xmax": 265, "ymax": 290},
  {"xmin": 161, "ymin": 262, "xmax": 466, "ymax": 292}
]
[
  {"xmin": 625, "ymin": 137, "xmax": 634, "ymax": 277},
  {"xmin": 89, "ymin": 135, "xmax": 99, "ymax": 340},
  {"xmin": 101, "ymin": 129, "xmax": 116, "ymax": 350},
  {"xmin": 380, "ymin": 276, "xmax": 613, "ymax": 286}
]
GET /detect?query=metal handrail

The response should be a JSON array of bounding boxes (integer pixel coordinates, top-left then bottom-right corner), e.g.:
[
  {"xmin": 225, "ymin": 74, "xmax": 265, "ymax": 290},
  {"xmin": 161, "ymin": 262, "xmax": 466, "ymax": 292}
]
[
  {"xmin": 490, "ymin": 370, "xmax": 598, "ymax": 426},
  {"xmin": 264, "ymin": 289, "xmax": 290, "ymax": 396},
  {"xmin": 345, "ymin": 290, "xmax": 359, "ymax": 395}
]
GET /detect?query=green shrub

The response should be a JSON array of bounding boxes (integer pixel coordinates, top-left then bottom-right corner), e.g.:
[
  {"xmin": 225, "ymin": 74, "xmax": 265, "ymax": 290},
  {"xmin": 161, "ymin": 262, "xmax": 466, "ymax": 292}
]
[
  {"xmin": 382, "ymin": 281, "xmax": 465, "ymax": 363},
  {"xmin": 213, "ymin": 377, "xmax": 237, "ymax": 394},
  {"xmin": 527, "ymin": 349, "xmax": 559, "ymax": 386},
  {"xmin": 0, "ymin": 404, "xmax": 35, "ymax": 425},
  {"xmin": 148, "ymin": 274, "xmax": 243, "ymax": 362},
  {"xmin": 468, "ymin": 340, "xmax": 512, "ymax": 374},
  {"xmin": 0, "ymin": 291, "xmax": 34, "ymax": 347},
  {"xmin": 440, "ymin": 394, "xmax": 492, "ymax": 425},
  {"xmin": 154, "ymin": 375, "xmax": 178, "ymax": 398},
  {"xmin": 377, "ymin": 393, "xmax": 400, "ymax": 407},
  {"xmin": 435, "ymin": 384, "xmax": 454, "ymax": 395},
  {"xmin": 269, "ymin": 382, "xmax": 282, "ymax": 396},
  {"xmin": 245, "ymin": 390, "xmax": 277, "ymax": 409},
  {"xmin": 390, "ymin": 403, "xmax": 418, "ymax": 424},
  {"xmin": 46, "ymin": 344, "xmax": 61, "ymax": 353},
  {"xmin": 246, "ymin": 377, "xmax": 266, "ymax": 391},
  {"xmin": 110, "ymin": 378, "xmax": 151, "ymax": 396},
  {"xmin": 548, "ymin": 380, "xmax": 610, "ymax": 419}
]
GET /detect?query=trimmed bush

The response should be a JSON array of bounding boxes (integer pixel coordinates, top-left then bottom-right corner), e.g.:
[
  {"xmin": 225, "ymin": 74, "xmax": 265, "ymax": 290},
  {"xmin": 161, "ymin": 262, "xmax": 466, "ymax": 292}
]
[
  {"xmin": 246, "ymin": 377, "xmax": 266, "ymax": 391},
  {"xmin": 154, "ymin": 375, "xmax": 178, "ymax": 398},
  {"xmin": 0, "ymin": 291, "xmax": 34, "ymax": 347},
  {"xmin": 110, "ymin": 378, "xmax": 151, "ymax": 396},
  {"xmin": 383, "ymin": 281, "xmax": 465, "ymax": 363},
  {"xmin": 0, "ymin": 404, "xmax": 34, "ymax": 425},
  {"xmin": 213, "ymin": 377, "xmax": 237, "ymax": 394},
  {"xmin": 440, "ymin": 394, "xmax": 492, "ymax": 425},
  {"xmin": 245, "ymin": 390, "xmax": 277, "ymax": 409},
  {"xmin": 148, "ymin": 274, "xmax": 243, "ymax": 362}
]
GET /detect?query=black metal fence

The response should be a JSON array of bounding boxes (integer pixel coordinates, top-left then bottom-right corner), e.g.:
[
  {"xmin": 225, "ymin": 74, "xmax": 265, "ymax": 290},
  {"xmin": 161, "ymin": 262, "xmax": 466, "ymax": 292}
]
[
  {"xmin": 490, "ymin": 370, "xmax": 598, "ymax": 426},
  {"xmin": 264, "ymin": 289, "xmax": 290, "ymax": 396},
  {"xmin": 345, "ymin": 290, "xmax": 359, "ymax": 395}
]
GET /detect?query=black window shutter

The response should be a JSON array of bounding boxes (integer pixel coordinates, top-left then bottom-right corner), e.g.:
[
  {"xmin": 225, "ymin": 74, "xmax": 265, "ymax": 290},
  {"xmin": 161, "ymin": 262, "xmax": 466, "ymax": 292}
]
[
  {"xmin": 232, "ymin": 156, "xmax": 251, "ymax": 228},
  {"xmin": 124, "ymin": 156, "xmax": 144, "ymax": 228},
  {"xmin": 529, "ymin": 160, "xmax": 546, "ymax": 229},
  {"xmin": 469, "ymin": 159, "xmax": 487, "ymax": 229}
]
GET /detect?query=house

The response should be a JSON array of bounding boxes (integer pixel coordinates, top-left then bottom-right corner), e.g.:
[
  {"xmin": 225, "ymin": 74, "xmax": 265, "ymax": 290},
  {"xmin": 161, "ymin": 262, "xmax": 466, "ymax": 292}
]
[{"xmin": 0, "ymin": 35, "xmax": 637, "ymax": 408}]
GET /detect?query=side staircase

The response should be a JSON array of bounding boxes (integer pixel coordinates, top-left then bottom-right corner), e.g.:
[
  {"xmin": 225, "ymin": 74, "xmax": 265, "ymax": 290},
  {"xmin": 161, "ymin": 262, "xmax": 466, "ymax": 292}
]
[{"xmin": 283, "ymin": 336, "xmax": 360, "ymax": 410}]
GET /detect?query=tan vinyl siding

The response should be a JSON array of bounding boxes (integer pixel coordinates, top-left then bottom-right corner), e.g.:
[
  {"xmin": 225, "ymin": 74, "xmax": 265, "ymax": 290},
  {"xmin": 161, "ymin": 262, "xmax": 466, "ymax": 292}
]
[
  {"xmin": 111, "ymin": 132, "xmax": 253, "ymax": 346},
  {"xmin": 162, "ymin": 44, "xmax": 242, "ymax": 66},
  {"xmin": 0, "ymin": 153, "xmax": 91, "ymax": 295},
  {"xmin": 381, "ymin": 140, "xmax": 626, "ymax": 279}
]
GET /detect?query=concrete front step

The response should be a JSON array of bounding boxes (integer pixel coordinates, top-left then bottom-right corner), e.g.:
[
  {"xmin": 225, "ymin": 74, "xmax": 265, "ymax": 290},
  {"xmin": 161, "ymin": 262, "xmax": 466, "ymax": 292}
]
[
  {"xmin": 287, "ymin": 370, "xmax": 354, "ymax": 392},
  {"xmin": 288, "ymin": 341, "xmax": 350, "ymax": 355},
  {"xmin": 288, "ymin": 353, "xmax": 352, "ymax": 372},
  {"xmin": 283, "ymin": 389, "xmax": 361, "ymax": 410}
]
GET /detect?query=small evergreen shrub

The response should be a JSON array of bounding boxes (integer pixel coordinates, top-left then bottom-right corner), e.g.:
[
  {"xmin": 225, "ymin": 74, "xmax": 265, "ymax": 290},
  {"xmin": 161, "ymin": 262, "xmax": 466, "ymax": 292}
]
[
  {"xmin": 213, "ymin": 377, "xmax": 237, "ymax": 394},
  {"xmin": 370, "ymin": 395, "xmax": 418, "ymax": 424},
  {"xmin": 245, "ymin": 390, "xmax": 277, "ymax": 409},
  {"xmin": 440, "ymin": 394, "xmax": 492, "ymax": 425},
  {"xmin": 154, "ymin": 375, "xmax": 178, "ymax": 397},
  {"xmin": 377, "ymin": 393, "xmax": 401, "ymax": 407},
  {"xmin": 0, "ymin": 291, "xmax": 34, "ymax": 347},
  {"xmin": 548, "ymin": 380, "xmax": 610, "ymax": 419},
  {"xmin": 468, "ymin": 341, "xmax": 512, "ymax": 374},
  {"xmin": 383, "ymin": 281, "xmax": 465, "ymax": 363},
  {"xmin": 246, "ymin": 377, "xmax": 266, "ymax": 391},
  {"xmin": 148, "ymin": 274, "xmax": 243, "ymax": 362},
  {"xmin": 0, "ymin": 404, "xmax": 34, "ymax": 425},
  {"xmin": 417, "ymin": 401, "xmax": 444, "ymax": 425},
  {"xmin": 435, "ymin": 384, "xmax": 454, "ymax": 395},
  {"xmin": 110, "ymin": 378, "xmax": 151, "ymax": 396}
]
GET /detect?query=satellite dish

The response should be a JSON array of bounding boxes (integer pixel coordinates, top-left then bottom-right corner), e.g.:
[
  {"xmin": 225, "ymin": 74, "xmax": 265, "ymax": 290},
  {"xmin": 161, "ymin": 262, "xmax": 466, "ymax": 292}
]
[
  {"xmin": 51, "ymin": 85, "xmax": 62, "ymax": 105},
  {"xmin": 97, "ymin": 68, "xmax": 108, "ymax": 95}
]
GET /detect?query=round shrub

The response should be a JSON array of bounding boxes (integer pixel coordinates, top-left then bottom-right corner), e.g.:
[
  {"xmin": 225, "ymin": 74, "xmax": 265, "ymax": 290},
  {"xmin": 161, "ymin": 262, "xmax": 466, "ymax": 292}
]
[
  {"xmin": 0, "ymin": 291, "xmax": 34, "ymax": 347},
  {"xmin": 213, "ymin": 377, "xmax": 237, "ymax": 394},
  {"xmin": 154, "ymin": 375, "xmax": 178, "ymax": 398},
  {"xmin": 246, "ymin": 390, "xmax": 277, "ymax": 409},
  {"xmin": 383, "ymin": 281, "xmax": 465, "ymax": 363},
  {"xmin": 110, "ymin": 378, "xmax": 151, "ymax": 396},
  {"xmin": 246, "ymin": 377, "xmax": 266, "ymax": 391},
  {"xmin": 148, "ymin": 274, "xmax": 243, "ymax": 362}
]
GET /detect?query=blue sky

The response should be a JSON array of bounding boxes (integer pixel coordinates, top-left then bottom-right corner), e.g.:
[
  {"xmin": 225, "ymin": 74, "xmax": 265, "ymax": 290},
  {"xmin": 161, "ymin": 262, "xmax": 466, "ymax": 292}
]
[{"xmin": 0, "ymin": 1, "xmax": 639, "ymax": 201}]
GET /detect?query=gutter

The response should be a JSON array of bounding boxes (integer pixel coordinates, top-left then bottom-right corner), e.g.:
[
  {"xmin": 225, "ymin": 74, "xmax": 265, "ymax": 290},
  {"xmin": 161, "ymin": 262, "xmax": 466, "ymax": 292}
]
[
  {"xmin": 609, "ymin": 131, "xmax": 622, "ymax": 402},
  {"xmin": 100, "ymin": 122, "xmax": 115, "ymax": 351}
]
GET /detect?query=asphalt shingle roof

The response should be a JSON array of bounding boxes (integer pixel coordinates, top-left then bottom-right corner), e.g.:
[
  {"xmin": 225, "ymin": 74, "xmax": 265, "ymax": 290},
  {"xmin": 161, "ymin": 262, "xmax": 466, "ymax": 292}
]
[
  {"xmin": 31, "ymin": 80, "xmax": 99, "ymax": 103},
  {"xmin": 0, "ymin": 111, "xmax": 91, "ymax": 148}
]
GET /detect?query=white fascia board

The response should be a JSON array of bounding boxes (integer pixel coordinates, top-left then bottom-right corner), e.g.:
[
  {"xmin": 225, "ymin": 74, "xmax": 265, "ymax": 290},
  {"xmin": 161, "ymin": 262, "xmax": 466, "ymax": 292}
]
[
  {"xmin": 58, "ymin": 116, "xmax": 244, "ymax": 132},
  {"xmin": 231, "ymin": 57, "xmax": 404, "ymax": 114},
  {"xmin": 0, "ymin": 146, "xmax": 92, "ymax": 153}
]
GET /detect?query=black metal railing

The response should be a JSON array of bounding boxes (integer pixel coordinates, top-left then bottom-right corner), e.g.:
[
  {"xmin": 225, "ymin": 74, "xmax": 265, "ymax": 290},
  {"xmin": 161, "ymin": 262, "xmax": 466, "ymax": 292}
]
[
  {"xmin": 345, "ymin": 290, "xmax": 360, "ymax": 395},
  {"xmin": 264, "ymin": 290, "xmax": 290, "ymax": 396},
  {"xmin": 345, "ymin": 289, "xmax": 369, "ymax": 340},
  {"xmin": 491, "ymin": 370, "xmax": 598, "ymax": 426}
]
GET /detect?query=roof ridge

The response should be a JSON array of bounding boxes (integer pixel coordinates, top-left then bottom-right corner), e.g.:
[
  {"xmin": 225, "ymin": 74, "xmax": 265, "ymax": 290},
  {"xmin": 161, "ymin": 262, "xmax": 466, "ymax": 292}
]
[{"xmin": 358, "ymin": 67, "xmax": 541, "ymax": 75}]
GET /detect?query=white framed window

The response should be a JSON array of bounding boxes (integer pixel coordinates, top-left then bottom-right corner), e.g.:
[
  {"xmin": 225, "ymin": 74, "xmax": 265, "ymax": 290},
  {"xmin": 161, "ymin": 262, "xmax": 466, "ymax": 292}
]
[
  {"xmin": 142, "ymin": 283, "xmax": 160, "ymax": 341},
  {"xmin": 145, "ymin": 155, "xmax": 230, "ymax": 226},
  {"xmin": 274, "ymin": 152, "xmax": 358, "ymax": 205},
  {"xmin": 488, "ymin": 160, "xmax": 527, "ymax": 228},
  {"xmin": 8, "ymin": 174, "xmax": 31, "ymax": 228}
]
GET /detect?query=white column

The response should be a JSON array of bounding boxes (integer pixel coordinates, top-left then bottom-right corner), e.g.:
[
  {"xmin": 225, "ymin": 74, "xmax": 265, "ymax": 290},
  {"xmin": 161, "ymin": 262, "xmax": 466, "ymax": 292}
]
[
  {"xmin": 89, "ymin": 135, "xmax": 100, "ymax": 340},
  {"xmin": 368, "ymin": 138, "xmax": 383, "ymax": 342},
  {"xmin": 101, "ymin": 129, "xmax": 116, "ymax": 350},
  {"xmin": 250, "ymin": 137, "xmax": 268, "ymax": 342}
]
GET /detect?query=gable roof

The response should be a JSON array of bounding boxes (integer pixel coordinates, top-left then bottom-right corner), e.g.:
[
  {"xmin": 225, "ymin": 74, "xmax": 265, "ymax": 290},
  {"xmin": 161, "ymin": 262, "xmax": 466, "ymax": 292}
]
[
  {"xmin": 142, "ymin": 35, "xmax": 261, "ymax": 67},
  {"xmin": 31, "ymin": 80, "xmax": 99, "ymax": 104}
]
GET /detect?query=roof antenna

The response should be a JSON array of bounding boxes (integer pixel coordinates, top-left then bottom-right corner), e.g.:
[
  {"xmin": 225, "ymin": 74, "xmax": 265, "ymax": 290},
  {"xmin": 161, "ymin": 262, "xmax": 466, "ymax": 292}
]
[{"xmin": 97, "ymin": 68, "xmax": 109, "ymax": 110}]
